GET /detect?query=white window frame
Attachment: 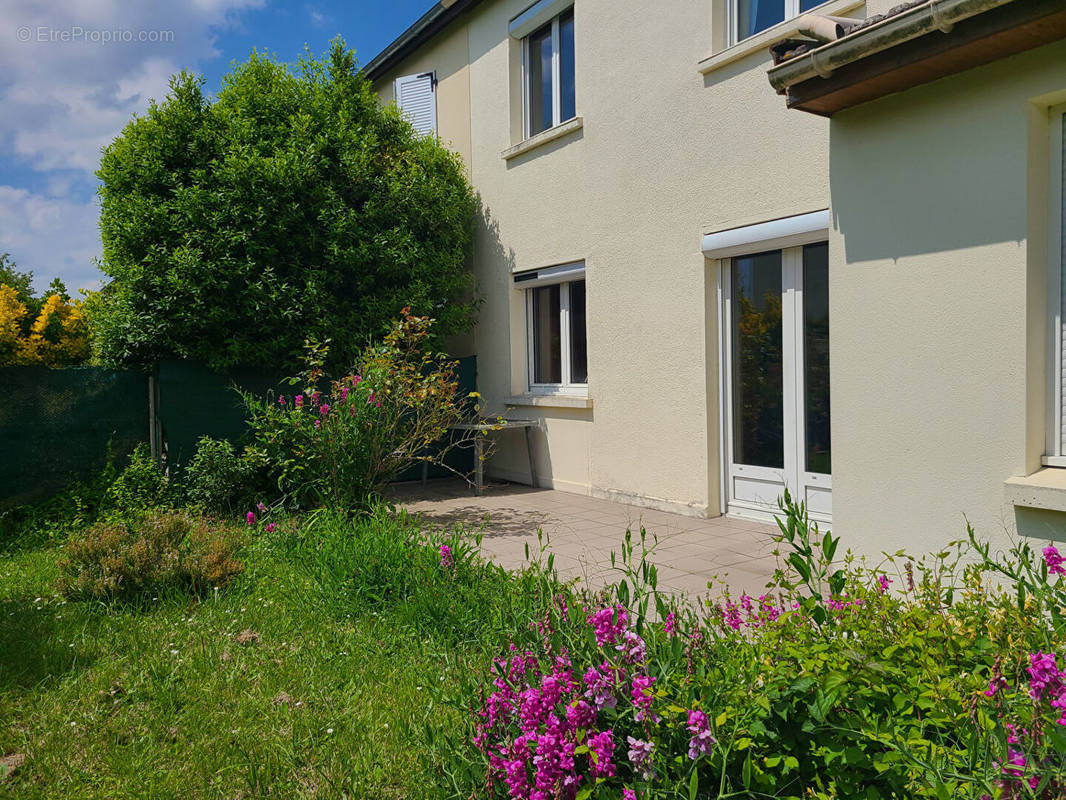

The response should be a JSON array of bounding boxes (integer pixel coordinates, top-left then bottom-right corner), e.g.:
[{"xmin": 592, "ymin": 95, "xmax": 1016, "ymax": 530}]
[
  {"xmin": 728, "ymin": 0, "xmax": 823, "ymax": 46},
  {"xmin": 516, "ymin": 263, "xmax": 587, "ymax": 395},
  {"xmin": 520, "ymin": 8, "xmax": 574, "ymax": 139},
  {"xmin": 1044, "ymin": 104, "xmax": 1066, "ymax": 466}
]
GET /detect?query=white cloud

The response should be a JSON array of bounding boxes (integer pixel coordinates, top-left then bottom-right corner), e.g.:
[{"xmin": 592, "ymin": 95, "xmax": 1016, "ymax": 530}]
[
  {"xmin": 0, "ymin": 0, "xmax": 263, "ymax": 290},
  {"xmin": 0, "ymin": 186, "xmax": 102, "ymax": 293}
]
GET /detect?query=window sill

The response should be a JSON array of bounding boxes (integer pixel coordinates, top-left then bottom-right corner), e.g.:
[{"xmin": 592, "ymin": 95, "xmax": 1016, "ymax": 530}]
[
  {"xmin": 505, "ymin": 393, "xmax": 593, "ymax": 410},
  {"xmin": 502, "ymin": 116, "xmax": 583, "ymax": 161},
  {"xmin": 1005, "ymin": 467, "xmax": 1066, "ymax": 514},
  {"xmin": 697, "ymin": 0, "xmax": 865, "ymax": 76}
]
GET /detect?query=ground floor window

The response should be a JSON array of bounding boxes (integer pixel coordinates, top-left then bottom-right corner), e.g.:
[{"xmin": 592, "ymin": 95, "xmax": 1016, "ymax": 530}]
[{"xmin": 515, "ymin": 262, "xmax": 588, "ymax": 394}]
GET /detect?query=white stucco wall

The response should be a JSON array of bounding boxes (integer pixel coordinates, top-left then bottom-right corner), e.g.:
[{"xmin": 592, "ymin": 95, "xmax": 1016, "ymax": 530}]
[
  {"xmin": 373, "ymin": 0, "xmax": 881, "ymax": 517},
  {"xmin": 829, "ymin": 39, "xmax": 1066, "ymax": 552}
]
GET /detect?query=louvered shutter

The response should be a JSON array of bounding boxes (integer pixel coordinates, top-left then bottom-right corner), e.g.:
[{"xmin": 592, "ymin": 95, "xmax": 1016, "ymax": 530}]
[{"xmin": 394, "ymin": 72, "xmax": 437, "ymax": 136}]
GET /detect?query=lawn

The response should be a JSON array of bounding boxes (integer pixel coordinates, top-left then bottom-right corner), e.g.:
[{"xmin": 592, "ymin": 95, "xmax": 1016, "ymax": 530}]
[{"xmin": 0, "ymin": 510, "xmax": 524, "ymax": 799}]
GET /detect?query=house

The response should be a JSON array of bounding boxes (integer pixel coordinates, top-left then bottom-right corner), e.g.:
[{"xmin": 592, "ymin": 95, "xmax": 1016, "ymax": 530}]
[
  {"xmin": 363, "ymin": 0, "xmax": 1066, "ymax": 555},
  {"xmin": 763, "ymin": 0, "xmax": 1066, "ymax": 549}
]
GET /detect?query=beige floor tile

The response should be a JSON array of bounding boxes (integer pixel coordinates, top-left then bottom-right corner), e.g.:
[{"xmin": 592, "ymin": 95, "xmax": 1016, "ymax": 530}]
[{"xmin": 389, "ymin": 479, "xmax": 777, "ymax": 598}]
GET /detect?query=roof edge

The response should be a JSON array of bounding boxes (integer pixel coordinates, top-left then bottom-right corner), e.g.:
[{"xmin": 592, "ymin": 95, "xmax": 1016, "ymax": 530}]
[
  {"xmin": 362, "ymin": 0, "xmax": 483, "ymax": 82},
  {"xmin": 767, "ymin": 0, "xmax": 1013, "ymax": 92}
]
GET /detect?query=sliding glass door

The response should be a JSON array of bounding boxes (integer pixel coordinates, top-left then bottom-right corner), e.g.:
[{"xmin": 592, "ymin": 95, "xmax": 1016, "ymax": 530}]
[{"xmin": 723, "ymin": 242, "xmax": 831, "ymax": 522}]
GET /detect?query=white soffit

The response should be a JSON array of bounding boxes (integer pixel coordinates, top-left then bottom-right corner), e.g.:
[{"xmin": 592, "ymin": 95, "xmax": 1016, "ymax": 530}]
[
  {"xmin": 701, "ymin": 210, "xmax": 830, "ymax": 259},
  {"xmin": 509, "ymin": 0, "xmax": 573, "ymax": 38}
]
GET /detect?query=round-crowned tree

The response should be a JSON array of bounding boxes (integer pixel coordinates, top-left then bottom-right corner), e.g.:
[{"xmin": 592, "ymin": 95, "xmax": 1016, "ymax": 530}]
[{"xmin": 95, "ymin": 40, "xmax": 477, "ymax": 371}]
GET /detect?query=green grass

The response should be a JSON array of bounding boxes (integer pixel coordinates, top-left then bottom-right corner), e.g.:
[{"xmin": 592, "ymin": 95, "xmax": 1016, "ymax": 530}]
[{"xmin": 0, "ymin": 509, "xmax": 541, "ymax": 799}]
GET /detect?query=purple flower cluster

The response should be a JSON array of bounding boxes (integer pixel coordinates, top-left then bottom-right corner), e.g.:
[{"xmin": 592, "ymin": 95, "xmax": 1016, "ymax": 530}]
[
  {"xmin": 587, "ymin": 605, "xmax": 628, "ymax": 646},
  {"xmin": 475, "ymin": 647, "xmax": 621, "ymax": 799},
  {"xmin": 440, "ymin": 544, "xmax": 453, "ymax": 569},
  {"xmin": 718, "ymin": 593, "xmax": 783, "ymax": 631},
  {"xmin": 686, "ymin": 709, "xmax": 716, "ymax": 760},
  {"xmin": 626, "ymin": 736, "xmax": 654, "ymax": 779},
  {"xmin": 1044, "ymin": 545, "xmax": 1066, "ymax": 576}
]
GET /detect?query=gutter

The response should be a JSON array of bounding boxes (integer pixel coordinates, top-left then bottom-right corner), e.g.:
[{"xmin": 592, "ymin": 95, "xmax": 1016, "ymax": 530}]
[
  {"xmin": 362, "ymin": 0, "xmax": 482, "ymax": 81},
  {"xmin": 767, "ymin": 0, "xmax": 1016, "ymax": 92}
]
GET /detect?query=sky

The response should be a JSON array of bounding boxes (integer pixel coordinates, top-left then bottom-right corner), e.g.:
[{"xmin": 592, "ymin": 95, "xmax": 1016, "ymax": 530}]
[{"xmin": 0, "ymin": 0, "xmax": 434, "ymax": 294}]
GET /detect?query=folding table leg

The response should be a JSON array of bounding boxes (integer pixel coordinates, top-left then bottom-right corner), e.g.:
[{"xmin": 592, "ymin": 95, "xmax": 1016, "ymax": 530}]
[
  {"xmin": 475, "ymin": 434, "xmax": 484, "ymax": 497},
  {"xmin": 524, "ymin": 425, "xmax": 537, "ymax": 489}
]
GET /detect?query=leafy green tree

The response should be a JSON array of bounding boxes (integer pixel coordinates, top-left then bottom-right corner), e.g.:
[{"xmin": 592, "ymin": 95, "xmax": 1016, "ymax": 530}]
[
  {"xmin": 95, "ymin": 40, "xmax": 477, "ymax": 371},
  {"xmin": 0, "ymin": 253, "xmax": 34, "ymax": 307}
]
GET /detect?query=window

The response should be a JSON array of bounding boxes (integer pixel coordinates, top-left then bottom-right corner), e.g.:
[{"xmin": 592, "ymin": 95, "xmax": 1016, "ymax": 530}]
[
  {"xmin": 523, "ymin": 8, "xmax": 575, "ymax": 137},
  {"xmin": 515, "ymin": 262, "xmax": 587, "ymax": 392},
  {"xmin": 394, "ymin": 71, "xmax": 437, "ymax": 136},
  {"xmin": 732, "ymin": 0, "xmax": 825, "ymax": 42}
]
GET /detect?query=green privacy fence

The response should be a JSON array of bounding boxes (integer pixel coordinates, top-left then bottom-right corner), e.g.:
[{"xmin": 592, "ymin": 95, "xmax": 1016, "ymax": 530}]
[
  {"xmin": 0, "ymin": 356, "xmax": 477, "ymax": 508},
  {"xmin": 0, "ymin": 366, "xmax": 150, "ymax": 507}
]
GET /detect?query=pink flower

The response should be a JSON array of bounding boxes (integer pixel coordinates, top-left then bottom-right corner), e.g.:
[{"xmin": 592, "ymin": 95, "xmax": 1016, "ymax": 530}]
[
  {"xmin": 440, "ymin": 544, "xmax": 453, "ymax": 569},
  {"xmin": 245, "ymin": 512, "xmax": 256, "ymax": 525},
  {"xmin": 623, "ymin": 791, "xmax": 637, "ymax": 800},
  {"xmin": 314, "ymin": 419, "xmax": 321, "ymax": 429},
  {"xmin": 277, "ymin": 396, "xmax": 286, "ymax": 405},
  {"xmin": 352, "ymin": 375, "xmax": 362, "ymax": 386},
  {"xmin": 340, "ymin": 386, "xmax": 349, "ymax": 402},
  {"xmin": 564, "ymin": 700, "xmax": 595, "ymax": 730},
  {"xmin": 877, "ymin": 574, "xmax": 892, "ymax": 593},
  {"xmin": 294, "ymin": 394, "xmax": 304, "ymax": 407},
  {"xmin": 664, "ymin": 612, "xmax": 677, "ymax": 636},
  {"xmin": 1045, "ymin": 545, "xmax": 1066, "ymax": 576},
  {"xmin": 588, "ymin": 605, "xmax": 628, "ymax": 646},
  {"xmin": 257, "ymin": 502, "xmax": 266, "ymax": 513},
  {"xmin": 319, "ymin": 403, "xmax": 330, "ymax": 416},
  {"xmin": 686, "ymin": 709, "xmax": 716, "ymax": 760},
  {"xmin": 586, "ymin": 729, "xmax": 616, "ymax": 778},
  {"xmin": 630, "ymin": 674, "xmax": 656, "ymax": 721},
  {"xmin": 265, "ymin": 523, "xmax": 276, "ymax": 533}
]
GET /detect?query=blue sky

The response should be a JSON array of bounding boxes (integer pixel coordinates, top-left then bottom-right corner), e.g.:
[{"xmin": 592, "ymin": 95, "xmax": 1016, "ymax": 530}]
[{"xmin": 0, "ymin": 0, "xmax": 433, "ymax": 294}]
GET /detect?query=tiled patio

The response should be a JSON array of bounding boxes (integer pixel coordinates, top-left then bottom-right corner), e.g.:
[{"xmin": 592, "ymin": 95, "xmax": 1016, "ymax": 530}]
[{"xmin": 391, "ymin": 479, "xmax": 780, "ymax": 602}]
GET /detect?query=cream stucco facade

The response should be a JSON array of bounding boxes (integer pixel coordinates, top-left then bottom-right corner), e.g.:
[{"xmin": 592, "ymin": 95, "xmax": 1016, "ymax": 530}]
[
  {"xmin": 366, "ymin": 0, "xmax": 1065, "ymax": 555},
  {"xmin": 827, "ymin": 37, "xmax": 1066, "ymax": 551}
]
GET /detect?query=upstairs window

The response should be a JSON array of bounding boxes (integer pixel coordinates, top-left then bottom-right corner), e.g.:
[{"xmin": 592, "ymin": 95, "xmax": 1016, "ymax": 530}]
[
  {"xmin": 733, "ymin": 0, "xmax": 825, "ymax": 42},
  {"xmin": 394, "ymin": 71, "xmax": 437, "ymax": 136},
  {"xmin": 523, "ymin": 8, "xmax": 575, "ymax": 137}
]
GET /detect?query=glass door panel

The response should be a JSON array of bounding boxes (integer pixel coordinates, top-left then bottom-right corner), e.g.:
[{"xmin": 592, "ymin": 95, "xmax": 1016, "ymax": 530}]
[
  {"xmin": 724, "ymin": 243, "xmax": 831, "ymax": 523},
  {"xmin": 731, "ymin": 251, "xmax": 784, "ymax": 469},
  {"xmin": 802, "ymin": 243, "xmax": 830, "ymax": 475}
]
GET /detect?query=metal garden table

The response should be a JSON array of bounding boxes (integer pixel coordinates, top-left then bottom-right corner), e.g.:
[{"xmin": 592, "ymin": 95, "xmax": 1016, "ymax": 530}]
[{"xmin": 450, "ymin": 419, "xmax": 539, "ymax": 496}]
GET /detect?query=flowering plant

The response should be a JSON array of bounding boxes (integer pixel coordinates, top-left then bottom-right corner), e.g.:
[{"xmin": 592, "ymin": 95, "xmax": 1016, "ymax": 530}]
[
  {"xmin": 439, "ymin": 501, "xmax": 1066, "ymax": 799},
  {"xmin": 243, "ymin": 310, "xmax": 474, "ymax": 509}
]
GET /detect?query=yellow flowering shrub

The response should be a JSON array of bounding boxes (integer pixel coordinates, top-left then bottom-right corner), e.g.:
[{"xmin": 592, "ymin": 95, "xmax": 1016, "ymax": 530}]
[
  {"xmin": 0, "ymin": 282, "xmax": 90, "ymax": 367},
  {"xmin": 0, "ymin": 284, "xmax": 27, "ymax": 364}
]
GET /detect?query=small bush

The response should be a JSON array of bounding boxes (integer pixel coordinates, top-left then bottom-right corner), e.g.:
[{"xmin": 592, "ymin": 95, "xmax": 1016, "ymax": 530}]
[
  {"xmin": 104, "ymin": 444, "xmax": 172, "ymax": 513},
  {"xmin": 244, "ymin": 310, "xmax": 483, "ymax": 510},
  {"xmin": 182, "ymin": 436, "xmax": 258, "ymax": 514},
  {"xmin": 58, "ymin": 511, "xmax": 245, "ymax": 600}
]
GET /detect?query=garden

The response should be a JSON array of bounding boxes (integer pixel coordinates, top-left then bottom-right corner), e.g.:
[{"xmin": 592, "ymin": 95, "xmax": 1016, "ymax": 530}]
[{"xmin": 2, "ymin": 39, "xmax": 1065, "ymax": 800}]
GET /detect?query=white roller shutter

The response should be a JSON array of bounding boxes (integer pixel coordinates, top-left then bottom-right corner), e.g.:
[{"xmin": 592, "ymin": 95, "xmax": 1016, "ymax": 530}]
[{"xmin": 394, "ymin": 72, "xmax": 437, "ymax": 136}]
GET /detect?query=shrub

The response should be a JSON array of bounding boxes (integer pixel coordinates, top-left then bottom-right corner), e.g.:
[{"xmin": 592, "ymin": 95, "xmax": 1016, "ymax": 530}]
[
  {"xmin": 94, "ymin": 40, "xmax": 477, "ymax": 372},
  {"xmin": 182, "ymin": 436, "xmax": 259, "ymax": 514},
  {"xmin": 104, "ymin": 444, "xmax": 172, "ymax": 513},
  {"xmin": 244, "ymin": 310, "xmax": 480, "ymax": 510},
  {"xmin": 58, "ymin": 511, "xmax": 245, "ymax": 600},
  {"xmin": 436, "ymin": 497, "xmax": 1066, "ymax": 799}
]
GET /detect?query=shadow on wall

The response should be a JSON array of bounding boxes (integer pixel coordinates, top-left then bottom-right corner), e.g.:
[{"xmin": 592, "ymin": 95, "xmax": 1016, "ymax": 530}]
[
  {"xmin": 829, "ymin": 71, "xmax": 1027, "ymax": 264},
  {"xmin": 1015, "ymin": 507, "xmax": 1066, "ymax": 544}
]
